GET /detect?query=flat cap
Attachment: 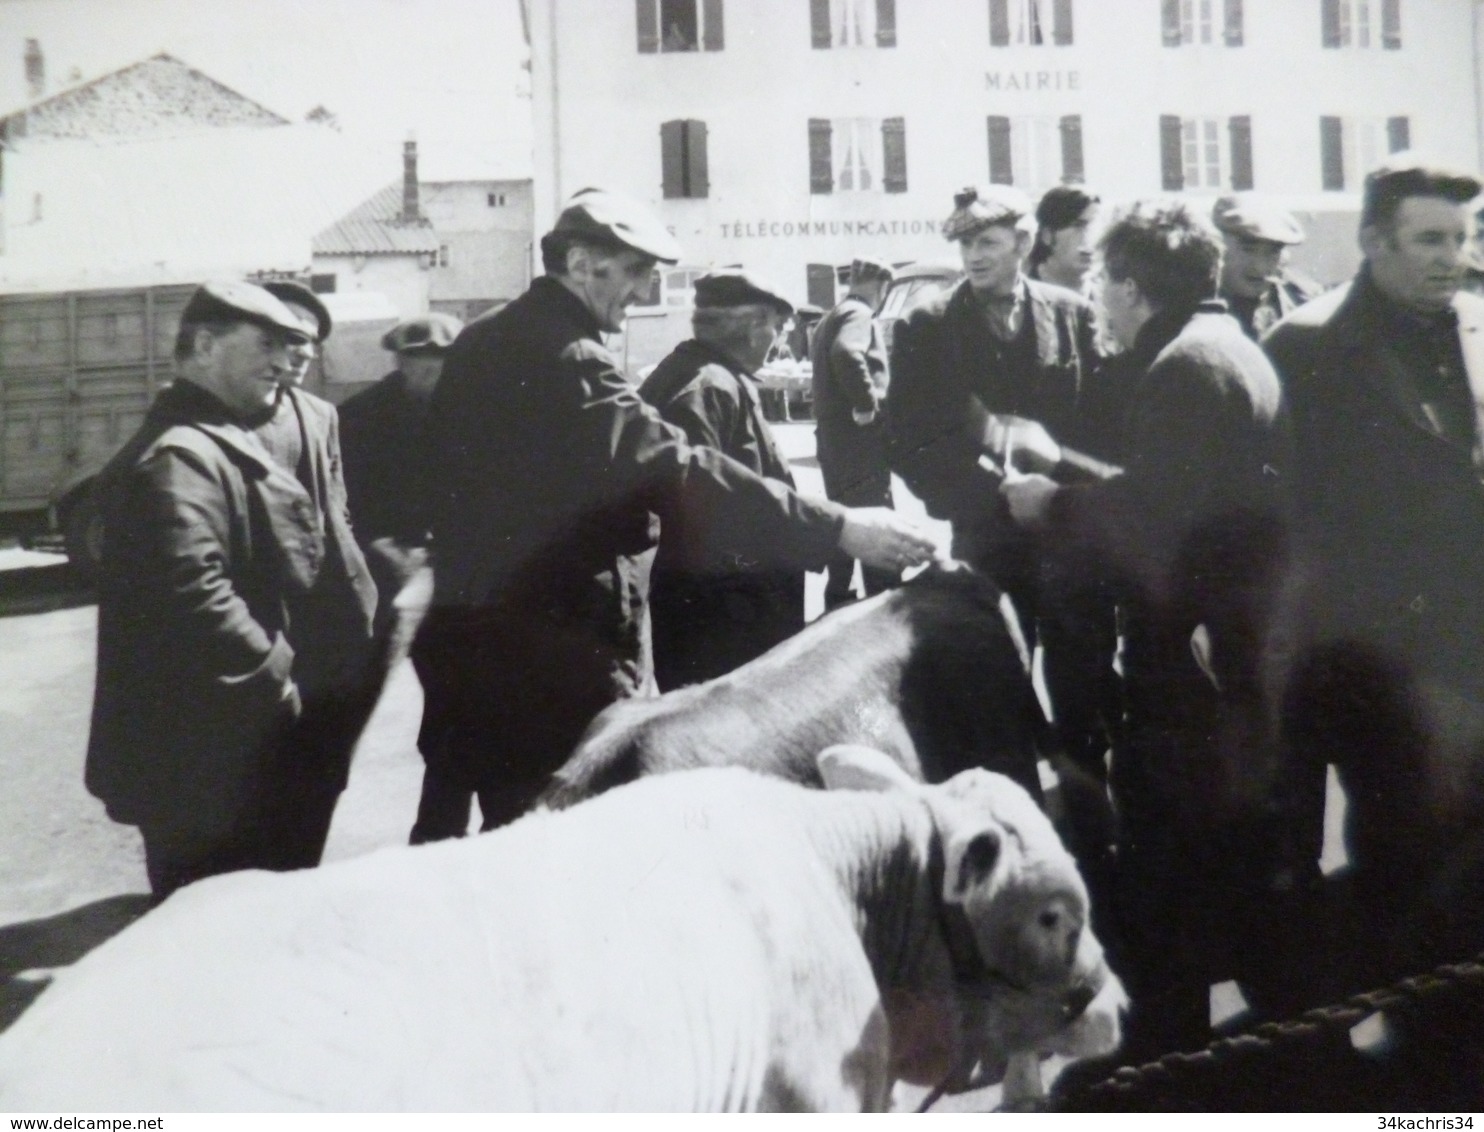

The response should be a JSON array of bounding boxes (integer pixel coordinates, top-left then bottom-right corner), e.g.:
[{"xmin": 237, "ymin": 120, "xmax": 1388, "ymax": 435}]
[
  {"xmin": 262, "ymin": 280, "xmax": 333, "ymax": 342},
  {"xmin": 180, "ymin": 281, "xmax": 313, "ymax": 341},
  {"xmin": 943, "ymin": 184, "xmax": 1035, "ymax": 240},
  {"xmin": 1211, "ymin": 194, "xmax": 1305, "ymax": 246},
  {"xmin": 692, "ymin": 269, "xmax": 794, "ymax": 317},
  {"xmin": 552, "ymin": 187, "xmax": 681, "ymax": 264},
  {"xmin": 380, "ymin": 312, "xmax": 466, "ymax": 354},
  {"xmin": 848, "ymin": 256, "xmax": 895, "ymax": 284}
]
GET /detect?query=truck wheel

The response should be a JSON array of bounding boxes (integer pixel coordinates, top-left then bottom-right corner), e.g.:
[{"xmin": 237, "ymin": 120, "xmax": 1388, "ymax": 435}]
[{"xmin": 61, "ymin": 485, "xmax": 104, "ymax": 584}]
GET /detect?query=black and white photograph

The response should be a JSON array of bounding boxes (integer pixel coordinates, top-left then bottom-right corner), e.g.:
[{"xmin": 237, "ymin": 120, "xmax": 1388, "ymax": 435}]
[{"xmin": 0, "ymin": 0, "xmax": 1482, "ymax": 1115}]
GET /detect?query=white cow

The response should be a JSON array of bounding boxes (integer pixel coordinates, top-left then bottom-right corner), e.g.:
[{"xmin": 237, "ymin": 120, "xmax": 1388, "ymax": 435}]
[{"xmin": 0, "ymin": 748, "xmax": 1123, "ymax": 1112}]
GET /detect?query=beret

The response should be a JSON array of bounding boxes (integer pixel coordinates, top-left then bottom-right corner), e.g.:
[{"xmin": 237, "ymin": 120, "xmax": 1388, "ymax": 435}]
[
  {"xmin": 1211, "ymin": 194, "xmax": 1305, "ymax": 246},
  {"xmin": 552, "ymin": 187, "xmax": 682, "ymax": 264},
  {"xmin": 261, "ymin": 280, "xmax": 332, "ymax": 342},
  {"xmin": 692, "ymin": 269, "xmax": 794, "ymax": 317},
  {"xmin": 943, "ymin": 184, "xmax": 1035, "ymax": 240},
  {"xmin": 1363, "ymin": 153, "xmax": 1483, "ymax": 205},
  {"xmin": 179, "ymin": 281, "xmax": 313, "ymax": 341},
  {"xmin": 1036, "ymin": 184, "xmax": 1100, "ymax": 231},
  {"xmin": 380, "ymin": 312, "xmax": 466, "ymax": 354}
]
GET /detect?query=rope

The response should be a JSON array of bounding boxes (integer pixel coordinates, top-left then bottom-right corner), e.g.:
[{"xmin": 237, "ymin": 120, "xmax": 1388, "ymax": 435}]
[{"xmin": 1049, "ymin": 950, "xmax": 1484, "ymax": 1111}]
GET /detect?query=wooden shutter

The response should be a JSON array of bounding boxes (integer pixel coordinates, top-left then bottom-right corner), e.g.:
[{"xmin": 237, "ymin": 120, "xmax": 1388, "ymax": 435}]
[
  {"xmin": 989, "ymin": 0, "xmax": 1010, "ymax": 45},
  {"xmin": 1320, "ymin": 116, "xmax": 1345, "ymax": 190},
  {"xmin": 1229, "ymin": 115, "xmax": 1253, "ymax": 189},
  {"xmin": 987, "ymin": 116, "xmax": 1013, "ymax": 184},
  {"xmin": 811, "ymin": 0, "xmax": 832, "ymax": 47},
  {"xmin": 1321, "ymin": 0, "xmax": 1342, "ymax": 47},
  {"xmin": 883, "ymin": 117, "xmax": 907, "ymax": 192},
  {"xmin": 1162, "ymin": 0, "xmax": 1182, "ymax": 45},
  {"xmin": 637, "ymin": 0, "xmax": 659, "ymax": 52},
  {"xmin": 686, "ymin": 120, "xmax": 709, "ymax": 196},
  {"xmin": 1387, "ymin": 115, "xmax": 1410, "ymax": 153},
  {"xmin": 877, "ymin": 0, "xmax": 897, "ymax": 45},
  {"xmin": 1053, "ymin": 0, "xmax": 1073, "ymax": 44},
  {"xmin": 702, "ymin": 0, "xmax": 724, "ymax": 49},
  {"xmin": 1381, "ymin": 0, "xmax": 1401, "ymax": 49},
  {"xmin": 807, "ymin": 264, "xmax": 838, "ymax": 309},
  {"xmin": 1160, "ymin": 114, "xmax": 1184, "ymax": 190},
  {"xmin": 661, "ymin": 120, "xmax": 685, "ymax": 198},
  {"xmin": 1059, "ymin": 115, "xmax": 1084, "ymax": 182},
  {"xmin": 1224, "ymin": 0, "xmax": 1243, "ymax": 45},
  {"xmin": 809, "ymin": 118, "xmax": 834, "ymax": 193}
]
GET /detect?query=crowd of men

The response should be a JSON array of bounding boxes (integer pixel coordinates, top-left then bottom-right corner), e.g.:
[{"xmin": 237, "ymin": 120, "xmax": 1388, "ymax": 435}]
[{"xmin": 79, "ymin": 152, "xmax": 1484, "ymax": 1069}]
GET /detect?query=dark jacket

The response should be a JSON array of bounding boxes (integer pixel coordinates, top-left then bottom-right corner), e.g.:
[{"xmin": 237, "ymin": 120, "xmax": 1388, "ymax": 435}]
[
  {"xmin": 417, "ymin": 276, "xmax": 844, "ymax": 790},
  {"xmin": 639, "ymin": 338, "xmax": 805, "ymax": 689},
  {"xmin": 268, "ymin": 386, "xmax": 378, "ymax": 701},
  {"xmin": 338, "ymin": 370, "xmax": 433, "ymax": 547},
  {"xmin": 86, "ymin": 381, "xmax": 329, "ymax": 840},
  {"xmin": 887, "ymin": 275, "xmax": 1101, "ymax": 568},
  {"xmin": 810, "ymin": 294, "xmax": 891, "ymax": 502},
  {"xmin": 1265, "ymin": 277, "xmax": 1484, "ymax": 690},
  {"xmin": 1044, "ymin": 302, "xmax": 1292, "ymax": 834}
]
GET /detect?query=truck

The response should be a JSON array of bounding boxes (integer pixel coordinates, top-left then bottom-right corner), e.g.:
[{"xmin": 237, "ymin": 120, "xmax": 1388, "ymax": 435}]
[{"xmin": 0, "ymin": 283, "xmax": 398, "ymax": 574}]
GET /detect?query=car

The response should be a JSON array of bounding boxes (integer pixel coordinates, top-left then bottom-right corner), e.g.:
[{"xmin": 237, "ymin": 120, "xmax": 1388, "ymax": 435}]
[{"xmin": 877, "ymin": 262, "xmax": 962, "ymax": 353}]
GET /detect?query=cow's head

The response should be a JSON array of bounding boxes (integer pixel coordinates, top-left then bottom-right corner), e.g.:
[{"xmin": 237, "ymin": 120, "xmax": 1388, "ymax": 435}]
[{"xmin": 817, "ymin": 745, "xmax": 1126, "ymax": 1097}]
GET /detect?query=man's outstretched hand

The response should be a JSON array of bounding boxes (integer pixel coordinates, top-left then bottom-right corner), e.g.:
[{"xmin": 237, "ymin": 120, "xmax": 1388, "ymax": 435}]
[{"xmin": 838, "ymin": 507, "xmax": 942, "ymax": 572}]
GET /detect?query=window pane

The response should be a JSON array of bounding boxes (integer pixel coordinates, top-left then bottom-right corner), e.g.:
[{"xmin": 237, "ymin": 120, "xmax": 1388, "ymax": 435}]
[
  {"xmin": 659, "ymin": 0, "xmax": 698, "ymax": 50},
  {"xmin": 1199, "ymin": 0, "xmax": 1212, "ymax": 43},
  {"xmin": 1357, "ymin": 0, "xmax": 1370, "ymax": 47}
]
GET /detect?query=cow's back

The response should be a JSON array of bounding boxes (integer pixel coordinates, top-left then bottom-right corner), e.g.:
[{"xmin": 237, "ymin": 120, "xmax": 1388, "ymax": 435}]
[
  {"xmin": 0, "ymin": 770, "xmax": 892, "ymax": 1112},
  {"xmin": 544, "ymin": 565, "xmax": 1042, "ymax": 808}
]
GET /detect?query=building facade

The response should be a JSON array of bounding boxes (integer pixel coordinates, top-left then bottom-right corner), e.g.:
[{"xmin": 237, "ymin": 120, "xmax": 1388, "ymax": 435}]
[
  {"xmin": 423, "ymin": 178, "xmax": 535, "ymax": 320},
  {"xmin": 530, "ymin": 0, "xmax": 1484, "ymax": 307}
]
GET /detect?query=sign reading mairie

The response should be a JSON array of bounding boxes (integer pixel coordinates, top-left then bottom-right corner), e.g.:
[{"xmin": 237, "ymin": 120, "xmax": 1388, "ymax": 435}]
[{"xmin": 986, "ymin": 70, "xmax": 1081, "ymax": 91}]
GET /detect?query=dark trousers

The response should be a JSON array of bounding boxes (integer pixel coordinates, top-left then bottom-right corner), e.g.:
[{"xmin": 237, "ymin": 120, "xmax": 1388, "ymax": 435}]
[
  {"xmin": 819, "ymin": 447, "xmax": 896, "ymax": 610},
  {"xmin": 410, "ymin": 602, "xmax": 646, "ymax": 836}
]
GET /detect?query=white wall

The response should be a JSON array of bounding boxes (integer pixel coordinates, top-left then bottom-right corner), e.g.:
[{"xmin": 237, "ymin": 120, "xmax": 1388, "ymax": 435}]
[
  {"xmin": 530, "ymin": 0, "xmax": 1480, "ymax": 299},
  {"xmin": 313, "ymin": 253, "xmax": 429, "ymax": 320}
]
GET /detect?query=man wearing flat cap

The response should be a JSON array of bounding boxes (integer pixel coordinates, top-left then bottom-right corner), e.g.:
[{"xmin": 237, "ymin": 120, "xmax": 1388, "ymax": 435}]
[
  {"xmin": 414, "ymin": 188, "xmax": 937, "ymax": 833},
  {"xmin": 1265, "ymin": 155, "xmax": 1484, "ymax": 996},
  {"xmin": 85, "ymin": 281, "xmax": 369, "ymax": 898},
  {"xmin": 639, "ymin": 269, "xmax": 804, "ymax": 689},
  {"xmin": 1211, "ymin": 193, "xmax": 1324, "ymax": 339},
  {"xmin": 887, "ymin": 184, "xmax": 1119, "ymax": 793},
  {"xmin": 810, "ymin": 255, "xmax": 899, "ymax": 610},
  {"xmin": 340, "ymin": 312, "xmax": 469, "ymax": 842}
]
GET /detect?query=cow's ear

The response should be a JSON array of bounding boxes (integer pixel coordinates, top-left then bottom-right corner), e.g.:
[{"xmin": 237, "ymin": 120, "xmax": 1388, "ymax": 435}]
[
  {"xmin": 818, "ymin": 745, "xmax": 919, "ymax": 793},
  {"xmin": 942, "ymin": 824, "xmax": 1003, "ymax": 905}
]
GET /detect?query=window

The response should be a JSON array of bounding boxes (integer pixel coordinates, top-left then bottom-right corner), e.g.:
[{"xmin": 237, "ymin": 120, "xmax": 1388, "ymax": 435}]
[
  {"xmin": 310, "ymin": 274, "xmax": 337, "ymax": 294},
  {"xmin": 487, "ymin": 192, "xmax": 506, "ymax": 207},
  {"xmin": 1158, "ymin": 114, "xmax": 1254, "ymax": 190},
  {"xmin": 808, "ymin": 118, "xmax": 907, "ymax": 194},
  {"xmin": 1161, "ymin": 0, "xmax": 1243, "ymax": 46},
  {"xmin": 806, "ymin": 263, "xmax": 842, "ymax": 309},
  {"xmin": 987, "ymin": 115, "xmax": 1084, "ymax": 192},
  {"xmin": 437, "ymin": 244, "xmax": 451, "ymax": 268},
  {"xmin": 1320, "ymin": 115, "xmax": 1409, "ymax": 190},
  {"xmin": 1322, "ymin": 0, "xmax": 1400, "ymax": 48},
  {"xmin": 810, "ymin": 0, "xmax": 896, "ymax": 47},
  {"xmin": 989, "ymin": 0, "xmax": 1073, "ymax": 45},
  {"xmin": 661, "ymin": 119, "xmax": 709, "ymax": 198},
  {"xmin": 631, "ymin": 266, "xmax": 707, "ymax": 309},
  {"xmin": 636, "ymin": 0, "xmax": 724, "ymax": 52}
]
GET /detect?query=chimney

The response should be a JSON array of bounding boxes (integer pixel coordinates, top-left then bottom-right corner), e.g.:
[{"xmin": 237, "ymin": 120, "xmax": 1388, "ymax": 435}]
[
  {"xmin": 24, "ymin": 39, "xmax": 44, "ymax": 100},
  {"xmin": 401, "ymin": 138, "xmax": 421, "ymax": 222}
]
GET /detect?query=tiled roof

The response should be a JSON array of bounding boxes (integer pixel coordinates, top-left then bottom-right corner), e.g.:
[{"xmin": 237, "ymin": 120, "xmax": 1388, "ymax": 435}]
[
  {"xmin": 312, "ymin": 183, "xmax": 441, "ymax": 256},
  {"xmin": 0, "ymin": 53, "xmax": 288, "ymax": 143}
]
